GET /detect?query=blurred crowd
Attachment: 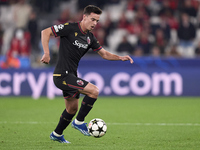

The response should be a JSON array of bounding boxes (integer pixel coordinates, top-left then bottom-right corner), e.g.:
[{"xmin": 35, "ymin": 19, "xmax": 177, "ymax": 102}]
[{"xmin": 0, "ymin": 0, "xmax": 200, "ymax": 68}]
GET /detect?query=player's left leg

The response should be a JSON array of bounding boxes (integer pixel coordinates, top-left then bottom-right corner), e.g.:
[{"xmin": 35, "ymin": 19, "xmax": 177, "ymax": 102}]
[
  {"xmin": 72, "ymin": 82, "xmax": 99, "ymax": 136},
  {"xmin": 76, "ymin": 82, "xmax": 99, "ymax": 121}
]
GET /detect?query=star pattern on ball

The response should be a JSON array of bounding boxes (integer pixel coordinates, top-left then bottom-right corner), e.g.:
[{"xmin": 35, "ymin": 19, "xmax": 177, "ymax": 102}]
[
  {"xmin": 92, "ymin": 119, "xmax": 98, "ymax": 124},
  {"xmin": 97, "ymin": 125, "xmax": 104, "ymax": 134},
  {"xmin": 89, "ymin": 127, "xmax": 94, "ymax": 134},
  {"xmin": 88, "ymin": 118, "xmax": 107, "ymax": 138}
]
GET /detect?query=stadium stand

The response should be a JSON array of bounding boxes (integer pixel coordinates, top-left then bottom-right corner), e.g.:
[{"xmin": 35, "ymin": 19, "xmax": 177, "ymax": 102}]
[{"xmin": 0, "ymin": 0, "xmax": 200, "ymax": 68}]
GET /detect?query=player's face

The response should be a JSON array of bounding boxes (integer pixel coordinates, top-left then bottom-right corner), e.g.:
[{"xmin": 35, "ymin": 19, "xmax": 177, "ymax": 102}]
[{"xmin": 83, "ymin": 13, "xmax": 100, "ymax": 31}]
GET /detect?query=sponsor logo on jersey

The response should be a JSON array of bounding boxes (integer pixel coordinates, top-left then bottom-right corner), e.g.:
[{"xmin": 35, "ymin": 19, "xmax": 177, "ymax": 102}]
[
  {"xmin": 77, "ymin": 80, "xmax": 84, "ymax": 86},
  {"xmin": 73, "ymin": 40, "xmax": 88, "ymax": 49},
  {"xmin": 75, "ymin": 32, "xmax": 78, "ymax": 37},
  {"xmin": 87, "ymin": 37, "xmax": 91, "ymax": 44}
]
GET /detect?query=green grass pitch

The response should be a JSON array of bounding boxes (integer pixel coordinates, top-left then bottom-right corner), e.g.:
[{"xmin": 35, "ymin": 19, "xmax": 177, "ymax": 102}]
[{"xmin": 0, "ymin": 96, "xmax": 200, "ymax": 150}]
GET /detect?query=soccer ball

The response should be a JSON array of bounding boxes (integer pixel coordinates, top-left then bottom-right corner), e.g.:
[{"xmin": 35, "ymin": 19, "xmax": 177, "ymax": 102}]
[{"xmin": 88, "ymin": 118, "xmax": 107, "ymax": 138}]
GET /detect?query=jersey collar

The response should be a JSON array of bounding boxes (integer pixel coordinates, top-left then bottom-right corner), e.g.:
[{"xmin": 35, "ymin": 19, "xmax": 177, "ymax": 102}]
[{"xmin": 78, "ymin": 22, "xmax": 87, "ymax": 35}]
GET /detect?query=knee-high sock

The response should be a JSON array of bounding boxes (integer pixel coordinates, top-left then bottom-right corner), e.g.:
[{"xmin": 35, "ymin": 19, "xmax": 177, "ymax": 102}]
[
  {"xmin": 54, "ymin": 109, "xmax": 75, "ymax": 135},
  {"xmin": 76, "ymin": 95, "xmax": 97, "ymax": 122}
]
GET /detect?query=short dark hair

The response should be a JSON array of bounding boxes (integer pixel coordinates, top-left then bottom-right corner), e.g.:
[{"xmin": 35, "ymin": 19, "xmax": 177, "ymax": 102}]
[{"xmin": 83, "ymin": 5, "xmax": 102, "ymax": 15}]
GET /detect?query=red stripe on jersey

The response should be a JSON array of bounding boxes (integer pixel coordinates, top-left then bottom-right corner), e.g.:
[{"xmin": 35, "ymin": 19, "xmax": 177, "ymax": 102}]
[
  {"xmin": 93, "ymin": 46, "xmax": 102, "ymax": 52},
  {"xmin": 51, "ymin": 26, "xmax": 58, "ymax": 37},
  {"xmin": 78, "ymin": 22, "xmax": 86, "ymax": 35},
  {"xmin": 68, "ymin": 84, "xmax": 84, "ymax": 90}
]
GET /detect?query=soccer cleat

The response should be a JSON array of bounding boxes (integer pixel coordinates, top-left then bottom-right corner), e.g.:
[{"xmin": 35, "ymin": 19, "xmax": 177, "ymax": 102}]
[
  {"xmin": 71, "ymin": 120, "xmax": 91, "ymax": 136},
  {"xmin": 50, "ymin": 132, "xmax": 70, "ymax": 143}
]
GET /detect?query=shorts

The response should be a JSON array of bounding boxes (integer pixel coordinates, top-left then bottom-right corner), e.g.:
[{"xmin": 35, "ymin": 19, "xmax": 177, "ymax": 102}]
[{"xmin": 53, "ymin": 73, "xmax": 89, "ymax": 99}]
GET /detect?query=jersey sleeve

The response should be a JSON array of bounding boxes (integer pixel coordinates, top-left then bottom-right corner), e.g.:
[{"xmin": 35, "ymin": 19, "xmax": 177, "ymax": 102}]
[
  {"xmin": 51, "ymin": 22, "xmax": 71, "ymax": 37},
  {"xmin": 90, "ymin": 33, "xmax": 102, "ymax": 52}
]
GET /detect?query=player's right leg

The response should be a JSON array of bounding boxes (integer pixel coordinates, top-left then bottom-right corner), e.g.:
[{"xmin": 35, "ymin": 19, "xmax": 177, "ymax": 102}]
[
  {"xmin": 51, "ymin": 72, "xmax": 81, "ymax": 143},
  {"xmin": 54, "ymin": 98, "xmax": 79, "ymax": 135},
  {"xmin": 50, "ymin": 132, "xmax": 70, "ymax": 143},
  {"xmin": 50, "ymin": 97, "xmax": 79, "ymax": 143}
]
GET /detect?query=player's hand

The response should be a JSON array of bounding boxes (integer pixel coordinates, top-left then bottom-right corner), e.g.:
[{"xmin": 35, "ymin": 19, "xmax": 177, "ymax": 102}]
[
  {"xmin": 119, "ymin": 55, "xmax": 134, "ymax": 64},
  {"xmin": 40, "ymin": 53, "xmax": 50, "ymax": 64}
]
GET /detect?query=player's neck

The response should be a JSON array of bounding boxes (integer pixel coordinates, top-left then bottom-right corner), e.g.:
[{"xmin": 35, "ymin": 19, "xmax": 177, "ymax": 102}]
[{"xmin": 79, "ymin": 21, "xmax": 88, "ymax": 33}]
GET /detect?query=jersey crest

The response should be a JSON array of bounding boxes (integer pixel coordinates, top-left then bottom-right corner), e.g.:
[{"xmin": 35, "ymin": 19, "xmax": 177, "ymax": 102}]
[
  {"xmin": 75, "ymin": 32, "xmax": 78, "ymax": 37},
  {"xmin": 77, "ymin": 80, "xmax": 84, "ymax": 86},
  {"xmin": 87, "ymin": 37, "xmax": 91, "ymax": 44}
]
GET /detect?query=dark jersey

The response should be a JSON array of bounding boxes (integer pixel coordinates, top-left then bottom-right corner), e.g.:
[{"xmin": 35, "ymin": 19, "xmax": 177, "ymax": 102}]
[{"xmin": 51, "ymin": 22, "xmax": 102, "ymax": 74}]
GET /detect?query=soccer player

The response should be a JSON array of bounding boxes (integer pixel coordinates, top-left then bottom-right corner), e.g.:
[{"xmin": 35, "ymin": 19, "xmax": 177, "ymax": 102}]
[{"xmin": 40, "ymin": 5, "xmax": 133, "ymax": 143}]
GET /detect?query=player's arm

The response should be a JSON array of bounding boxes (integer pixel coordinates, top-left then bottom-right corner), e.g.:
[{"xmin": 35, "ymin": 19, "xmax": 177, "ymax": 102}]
[
  {"xmin": 97, "ymin": 48, "xmax": 134, "ymax": 64},
  {"xmin": 40, "ymin": 27, "xmax": 54, "ymax": 64}
]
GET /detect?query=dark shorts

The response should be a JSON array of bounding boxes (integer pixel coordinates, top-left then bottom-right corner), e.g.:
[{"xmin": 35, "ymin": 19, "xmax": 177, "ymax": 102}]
[{"xmin": 53, "ymin": 73, "xmax": 89, "ymax": 99}]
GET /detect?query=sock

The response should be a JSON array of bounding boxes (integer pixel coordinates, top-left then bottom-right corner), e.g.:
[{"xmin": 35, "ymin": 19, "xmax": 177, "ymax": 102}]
[
  {"xmin": 54, "ymin": 109, "xmax": 75, "ymax": 135},
  {"xmin": 53, "ymin": 131, "xmax": 62, "ymax": 137},
  {"xmin": 75, "ymin": 118, "xmax": 84, "ymax": 125},
  {"xmin": 76, "ymin": 95, "xmax": 97, "ymax": 122}
]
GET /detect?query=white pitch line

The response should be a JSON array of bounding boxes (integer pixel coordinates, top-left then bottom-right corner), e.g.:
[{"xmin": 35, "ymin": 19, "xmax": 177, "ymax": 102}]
[
  {"xmin": 0, "ymin": 121, "xmax": 200, "ymax": 126},
  {"xmin": 106, "ymin": 123, "xmax": 200, "ymax": 126},
  {"xmin": 0, "ymin": 121, "xmax": 56, "ymax": 124}
]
